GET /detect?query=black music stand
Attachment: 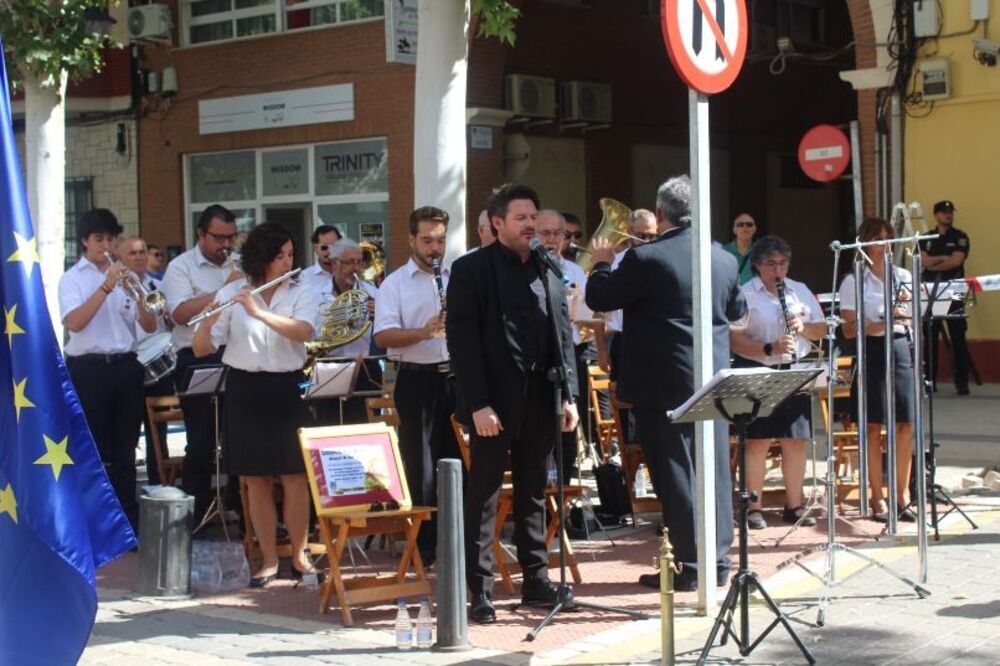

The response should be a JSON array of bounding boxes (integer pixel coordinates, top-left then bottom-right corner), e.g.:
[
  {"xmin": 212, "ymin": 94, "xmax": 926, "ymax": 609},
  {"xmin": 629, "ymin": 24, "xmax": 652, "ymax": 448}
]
[
  {"xmin": 303, "ymin": 359, "xmax": 360, "ymax": 425},
  {"xmin": 180, "ymin": 364, "xmax": 230, "ymax": 538},
  {"xmin": 674, "ymin": 368, "xmax": 822, "ymax": 666},
  {"xmin": 912, "ymin": 279, "xmax": 978, "ymax": 539}
]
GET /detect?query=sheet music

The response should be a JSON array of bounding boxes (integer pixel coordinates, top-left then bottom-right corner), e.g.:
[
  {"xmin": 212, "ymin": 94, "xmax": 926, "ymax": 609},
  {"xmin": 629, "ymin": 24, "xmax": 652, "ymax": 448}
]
[
  {"xmin": 182, "ymin": 366, "xmax": 226, "ymax": 396},
  {"xmin": 303, "ymin": 361, "xmax": 359, "ymax": 400}
]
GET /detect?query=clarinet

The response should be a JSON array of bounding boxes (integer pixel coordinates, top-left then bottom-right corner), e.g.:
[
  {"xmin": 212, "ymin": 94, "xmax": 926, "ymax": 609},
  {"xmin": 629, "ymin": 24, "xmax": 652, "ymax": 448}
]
[
  {"xmin": 431, "ymin": 257, "xmax": 446, "ymax": 322},
  {"xmin": 776, "ymin": 278, "xmax": 798, "ymax": 363}
]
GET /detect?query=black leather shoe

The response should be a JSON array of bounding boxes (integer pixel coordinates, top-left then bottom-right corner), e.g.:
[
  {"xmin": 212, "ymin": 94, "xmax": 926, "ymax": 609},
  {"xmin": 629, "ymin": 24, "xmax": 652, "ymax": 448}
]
[
  {"xmin": 717, "ymin": 569, "xmax": 731, "ymax": 587},
  {"xmin": 249, "ymin": 573, "xmax": 277, "ymax": 589},
  {"xmin": 469, "ymin": 592, "xmax": 496, "ymax": 624},
  {"xmin": 639, "ymin": 571, "xmax": 697, "ymax": 591},
  {"xmin": 747, "ymin": 510, "xmax": 768, "ymax": 530},
  {"xmin": 782, "ymin": 506, "xmax": 817, "ymax": 527},
  {"xmin": 521, "ymin": 578, "xmax": 568, "ymax": 608},
  {"xmin": 899, "ymin": 508, "xmax": 917, "ymax": 522}
]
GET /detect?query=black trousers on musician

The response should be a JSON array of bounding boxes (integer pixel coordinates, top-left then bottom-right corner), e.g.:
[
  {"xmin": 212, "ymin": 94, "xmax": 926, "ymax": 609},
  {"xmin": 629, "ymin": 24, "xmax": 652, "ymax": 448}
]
[
  {"xmin": 142, "ymin": 372, "xmax": 174, "ymax": 486},
  {"xmin": 174, "ymin": 347, "xmax": 224, "ymax": 521},
  {"xmin": 633, "ymin": 408, "xmax": 733, "ymax": 576},
  {"xmin": 67, "ymin": 353, "xmax": 144, "ymax": 528},
  {"xmin": 466, "ymin": 372, "xmax": 555, "ymax": 595},
  {"xmin": 393, "ymin": 365, "xmax": 457, "ymax": 562}
]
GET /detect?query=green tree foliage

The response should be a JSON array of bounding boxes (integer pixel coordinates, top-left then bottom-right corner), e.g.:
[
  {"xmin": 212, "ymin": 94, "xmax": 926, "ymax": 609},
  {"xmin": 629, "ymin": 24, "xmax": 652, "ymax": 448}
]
[
  {"xmin": 473, "ymin": 0, "xmax": 521, "ymax": 45},
  {"xmin": 0, "ymin": 0, "xmax": 120, "ymax": 92}
]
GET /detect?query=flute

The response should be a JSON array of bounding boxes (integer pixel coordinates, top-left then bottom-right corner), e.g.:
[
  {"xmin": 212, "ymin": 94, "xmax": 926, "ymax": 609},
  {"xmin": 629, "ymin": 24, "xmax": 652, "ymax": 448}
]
[{"xmin": 189, "ymin": 268, "xmax": 301, "ymax": 326}]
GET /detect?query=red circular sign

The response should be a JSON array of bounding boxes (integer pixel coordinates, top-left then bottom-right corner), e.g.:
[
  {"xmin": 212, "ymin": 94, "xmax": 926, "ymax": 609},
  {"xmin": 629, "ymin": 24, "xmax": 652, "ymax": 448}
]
[
  {"xmin": 660, "ymin": 0, "xmax": 748, "ymax": 94},
  {"xmin": 797, "ymin": 125, "xmax": 851, "ymax": 183}
]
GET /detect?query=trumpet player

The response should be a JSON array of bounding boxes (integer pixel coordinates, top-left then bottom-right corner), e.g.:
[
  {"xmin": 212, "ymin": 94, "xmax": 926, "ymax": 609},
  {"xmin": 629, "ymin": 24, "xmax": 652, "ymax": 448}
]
[
  {"xmin": 58, "ymin": 209, "xmax": 157, "ymax": 528},
  {"xmin": 373, "ymin": 206, "xmax": 457, "ymax": 567},
  {"xmin": 162, "ymin": 204, "xmax": 243, "ymax": 521},
  {"xmin": 314, "ymin": 238, "xmax": 380, "ymax": 426}
]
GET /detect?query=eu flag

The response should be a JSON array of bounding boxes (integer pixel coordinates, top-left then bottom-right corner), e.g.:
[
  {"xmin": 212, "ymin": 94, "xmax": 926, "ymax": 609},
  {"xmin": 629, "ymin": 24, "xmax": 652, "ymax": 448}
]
[{"xmin": 0, "ymin": 42, "xmax": 137, "ymax": 664}]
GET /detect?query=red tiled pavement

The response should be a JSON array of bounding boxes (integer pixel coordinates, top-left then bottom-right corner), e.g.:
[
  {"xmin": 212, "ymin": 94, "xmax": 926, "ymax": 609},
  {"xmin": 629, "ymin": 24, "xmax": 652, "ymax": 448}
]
[{"xmin": 98, "ymin": 503, "xmax": 890, "ymax": 656}]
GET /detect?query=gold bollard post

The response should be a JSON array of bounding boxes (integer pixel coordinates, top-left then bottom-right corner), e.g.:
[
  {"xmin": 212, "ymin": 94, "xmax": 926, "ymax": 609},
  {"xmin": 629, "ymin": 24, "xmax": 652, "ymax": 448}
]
[{"xmin": 655, "ymin": 528, "xmax": 681, "ymax": 666}]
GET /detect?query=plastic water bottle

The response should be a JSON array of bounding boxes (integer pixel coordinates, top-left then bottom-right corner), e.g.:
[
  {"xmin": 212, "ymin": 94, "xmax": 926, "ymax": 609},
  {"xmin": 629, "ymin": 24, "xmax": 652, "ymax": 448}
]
[
  {"xmin": 634, "ymin": 463, "xmax": 649, "ymax": 498},
  {"xmin": 299, "ymin": 549, "xmax": 318, "ymax": 591},
  {"xmin": 547, "ymin": 457, "xmax": 558, "ymax": 486},
  {"xmin": 395, "ymin": 599, "xmax": 413, "ymax": 650},
  {"xmin": 415, "ymin": 598, "xmax": 433, "ymax": 648}
]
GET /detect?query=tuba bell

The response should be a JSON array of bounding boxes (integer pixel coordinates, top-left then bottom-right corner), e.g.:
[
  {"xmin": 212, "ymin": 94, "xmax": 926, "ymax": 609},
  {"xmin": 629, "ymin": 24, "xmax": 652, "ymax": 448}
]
[
  {"xmin": 575, "ymin": 198, "xmax": 634, "ymax": 273},
  {"xmin": 360, "ymin": 240, "xmax": 386, "ymax": 282}
]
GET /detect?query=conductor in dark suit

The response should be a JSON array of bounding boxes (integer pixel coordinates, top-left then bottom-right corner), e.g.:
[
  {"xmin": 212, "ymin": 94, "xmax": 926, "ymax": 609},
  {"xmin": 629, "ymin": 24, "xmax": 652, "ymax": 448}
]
[
  {"xmin": 586, "ymin": 175, "xmax": 747, "ymax": 592},
  {"xmin": 447, "ymin": 183, "xmax": 580, "ymax": 624}
]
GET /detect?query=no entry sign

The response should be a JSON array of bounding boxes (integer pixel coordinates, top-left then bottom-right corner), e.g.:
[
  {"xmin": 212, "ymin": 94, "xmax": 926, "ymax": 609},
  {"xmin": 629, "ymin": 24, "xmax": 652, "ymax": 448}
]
[
  {"xmin": 661, "ymin": 0, "xmax": 748, "ymax": 94},
  {"xmin": 798, "ymin": 124, "xmax": 851, "ymax": 183}
]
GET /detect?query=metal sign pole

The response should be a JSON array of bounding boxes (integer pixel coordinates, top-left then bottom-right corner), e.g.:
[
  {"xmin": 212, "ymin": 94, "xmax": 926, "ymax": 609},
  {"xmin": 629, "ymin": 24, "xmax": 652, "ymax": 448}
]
[
  {"xmin": 911, "ymin": 252, "xmax": 929, "ymax": 583},
  {"xmin": 689, "ymin": 88, "xmax": 716, "ymax": 613},
  {"xmin": 883, "ymin": 251, "xmax": 898, "ymax": 534}
]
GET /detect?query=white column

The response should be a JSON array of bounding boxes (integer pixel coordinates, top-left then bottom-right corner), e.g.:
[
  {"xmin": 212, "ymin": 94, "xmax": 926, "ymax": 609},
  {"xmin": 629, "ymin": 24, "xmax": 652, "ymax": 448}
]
[
  {"xmin": 689, "ymin": 89, "xmax": 717, "ymax": 613},
  {"xmin": 24, "ymin": 71, "xmax": 68, "ymax": 345},
  {"xmin": 414, "ymin": 0, "xmax": 470, "ymax": 260}
]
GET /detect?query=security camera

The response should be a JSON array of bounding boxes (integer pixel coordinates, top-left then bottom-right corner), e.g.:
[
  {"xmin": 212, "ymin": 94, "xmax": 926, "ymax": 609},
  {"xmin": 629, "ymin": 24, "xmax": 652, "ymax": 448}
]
[{"xmin": 973, "ymin": 38, "xmax": 999, "ymax": 66}]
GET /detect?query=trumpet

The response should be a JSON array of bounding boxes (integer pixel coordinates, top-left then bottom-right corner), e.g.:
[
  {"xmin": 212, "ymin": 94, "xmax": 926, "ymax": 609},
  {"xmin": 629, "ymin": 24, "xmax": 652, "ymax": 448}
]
[
  {"xmin": 103, "ymin": 252, "xmax": 166, "ymax": 314},
  {"xmin": 189, "ymin": 268, "xmax": 301, "ymax": 326}
]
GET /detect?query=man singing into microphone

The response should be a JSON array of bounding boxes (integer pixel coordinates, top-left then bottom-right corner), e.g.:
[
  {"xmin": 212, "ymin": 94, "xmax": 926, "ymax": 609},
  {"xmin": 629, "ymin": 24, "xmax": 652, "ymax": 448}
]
[{"xmin": 447, "ymin": 184, "xmax": 580, "ymax": 623}]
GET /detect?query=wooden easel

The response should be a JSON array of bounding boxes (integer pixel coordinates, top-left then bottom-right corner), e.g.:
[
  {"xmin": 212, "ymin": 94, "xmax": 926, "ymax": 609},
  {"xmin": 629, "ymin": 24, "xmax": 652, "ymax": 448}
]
[{"xmin": 316, "ymin": 506, "xmax": 434, "ymax": 626}]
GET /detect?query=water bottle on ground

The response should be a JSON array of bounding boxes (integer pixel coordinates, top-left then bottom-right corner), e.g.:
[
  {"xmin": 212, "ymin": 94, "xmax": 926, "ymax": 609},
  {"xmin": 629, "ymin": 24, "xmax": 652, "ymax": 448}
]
[
  {"xmin": 395, "ymin": 599, "xmax": 413, "ymax": 650},
  {"xmin": 635, "ymin": 463, "xmax": 648, "ymax": 498},
  {"xmin": 415, "ymin": 598, "xmax": 433, "ymax": 648},
  {"xmin": 299, "ymin": 548, "xmax": 318, "ymax": 591}
]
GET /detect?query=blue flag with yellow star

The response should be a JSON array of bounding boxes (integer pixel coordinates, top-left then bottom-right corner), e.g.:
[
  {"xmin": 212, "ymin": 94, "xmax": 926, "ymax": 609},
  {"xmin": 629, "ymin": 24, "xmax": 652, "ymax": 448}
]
[{"xmin": 0, "ymin": 42, "xmax": 137, "ymax": 665}]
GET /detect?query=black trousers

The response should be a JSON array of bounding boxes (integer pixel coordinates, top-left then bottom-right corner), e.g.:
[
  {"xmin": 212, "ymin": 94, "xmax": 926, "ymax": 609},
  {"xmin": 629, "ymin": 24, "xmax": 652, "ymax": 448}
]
[
  {"xmin": 393, "ymin": 366, "xmax": 457, "ymax": 560},
  {"xmin": 67, "ymin": 354, "xmax": 144, "ymax": 527},
  {"xmin": 142, "ymin": 372, "xmax": 175, "ymax": 485},
  {"xmin": 926, "ymin": 308, "xmax": 971, "ymax": 390},
  {"xmin": 633, "ymin": 408, "xmax": 734, "ymax": 575},
  {"xmin": 466, "ymin": 373, "xmax": 555, "ymax": 594},
  {"xmin": 607, "ymin": 331, "xmax": 633, "ymax": 443},
  {"xmin": 174, "ymin": 347, "xmax": 224, "ymax": 519},
  {"xmin": 559, "ymin": 342, "xmax": 593, "ymax": 478}
]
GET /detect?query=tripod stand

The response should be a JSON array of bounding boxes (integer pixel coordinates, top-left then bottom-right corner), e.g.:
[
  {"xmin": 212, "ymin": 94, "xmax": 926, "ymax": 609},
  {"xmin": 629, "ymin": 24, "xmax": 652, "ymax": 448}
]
[
  {"xmin": 680, "ymin": 368, "xmax": 821, "ymax": 665},
  {"xmin": 523, "ymin": 253, "xmax": 649, "ymax": 642},
  {"xmin": 183, "ymin": 364, "xmax": 231, "ymax": 539}
]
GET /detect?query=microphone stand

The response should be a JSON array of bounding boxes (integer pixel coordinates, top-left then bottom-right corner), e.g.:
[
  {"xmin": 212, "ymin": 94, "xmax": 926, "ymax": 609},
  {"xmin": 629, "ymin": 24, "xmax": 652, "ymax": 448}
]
[{"xmin": 523, "ymin": 251, "xmax": 649, "ymax": 642}]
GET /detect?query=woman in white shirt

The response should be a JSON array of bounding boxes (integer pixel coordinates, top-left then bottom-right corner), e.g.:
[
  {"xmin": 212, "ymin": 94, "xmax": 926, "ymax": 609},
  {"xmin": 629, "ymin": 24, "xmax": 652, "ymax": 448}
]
[
  {"xmin": 194, "ymin": 223, "xmax": 321, "ymax": 587},
  {"xmin": 730, "ymin": 236, "xmax": 826, "ymax": 530},
  {"xmin": 838, "ymin": 218, "xmax": 916, "ymax": 523}
]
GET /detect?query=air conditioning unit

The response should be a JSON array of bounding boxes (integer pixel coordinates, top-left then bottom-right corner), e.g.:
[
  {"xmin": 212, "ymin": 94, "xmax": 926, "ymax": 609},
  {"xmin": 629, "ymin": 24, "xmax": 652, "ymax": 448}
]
[
  {"xmin": 504, "ymin": 74, "xmax": 557, "ymax": 118},
  {"xmin": 127, "ymin": 4, "xmax": 172, "ymax": 42},
  {"xmin": 559, "ymin": 81, "xmax": 612, "ymax": 123}
]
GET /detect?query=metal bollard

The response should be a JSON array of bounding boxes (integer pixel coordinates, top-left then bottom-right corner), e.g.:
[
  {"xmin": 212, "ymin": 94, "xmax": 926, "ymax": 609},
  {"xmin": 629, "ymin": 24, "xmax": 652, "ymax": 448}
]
[
  {"xmin": 434, "ymin": 459, "xmax": 471, "ymax": 651},
  {"xmin": 137, "ymin": 486, "xmax": 194, "ymax": 598},
  {"xmin": 656, "ymin": 529, "xmax": 680, "ymax": 666}
]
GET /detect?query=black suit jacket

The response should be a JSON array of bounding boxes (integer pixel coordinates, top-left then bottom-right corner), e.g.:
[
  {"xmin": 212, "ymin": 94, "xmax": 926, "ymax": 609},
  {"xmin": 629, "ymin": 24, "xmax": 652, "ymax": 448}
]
[
  {"xmin": 585, "ymin": 226, "xmax": 747, "ymax": 409},
  {"xmin": 446, "ymin": 242, "xmax": 578, "ymax": 431}
]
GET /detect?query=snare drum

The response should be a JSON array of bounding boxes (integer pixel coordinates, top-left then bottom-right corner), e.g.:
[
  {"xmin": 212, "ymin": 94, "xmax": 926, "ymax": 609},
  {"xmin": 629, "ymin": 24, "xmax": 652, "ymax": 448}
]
[{"xmin": 137, "ymin": 333, "xmax": 177, "ymax": 386}]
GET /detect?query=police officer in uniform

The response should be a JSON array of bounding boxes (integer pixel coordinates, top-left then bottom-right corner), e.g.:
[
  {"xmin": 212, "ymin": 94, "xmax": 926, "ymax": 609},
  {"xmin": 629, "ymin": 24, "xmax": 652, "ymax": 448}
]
[{"xmin": 920, "ymin": 200, "xmax": 972, "ymax": 395}]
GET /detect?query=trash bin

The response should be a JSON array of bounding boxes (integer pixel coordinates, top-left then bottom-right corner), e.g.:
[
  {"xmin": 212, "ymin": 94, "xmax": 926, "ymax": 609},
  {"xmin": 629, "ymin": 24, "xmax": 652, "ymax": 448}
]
[{"xmin": 137, "ymin": 486, "xmax": 194, "ymax": 598}]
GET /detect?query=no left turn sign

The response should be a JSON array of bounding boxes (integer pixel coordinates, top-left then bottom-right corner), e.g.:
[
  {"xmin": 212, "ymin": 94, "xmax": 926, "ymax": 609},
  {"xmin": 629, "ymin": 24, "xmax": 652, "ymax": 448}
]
[{"xmin": 661, "ymin": 0, "xmax": 748, "ymax": 94}]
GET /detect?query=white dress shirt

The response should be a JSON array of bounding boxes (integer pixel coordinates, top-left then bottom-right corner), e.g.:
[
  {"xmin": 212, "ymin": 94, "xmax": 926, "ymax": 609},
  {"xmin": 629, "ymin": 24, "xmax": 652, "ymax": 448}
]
[
  {"xmin": 559, "ymin": 257, "xmax": 590, "ymax": 345},
  {"xmin": 136, "ymin": 274, "xmax": 170, "ymax": 343},
  {"xmin": 59, "ymin": 257, "xmax": 140, "ymax": 356},
  {"xmin": 162, "ymin": 245, "xmax": 237, "ymax": 351},
  {"xmin": 603, "ymin": 249, "xmax": 628, "ymax": 333},
  {"xmin": 839, "ymin": 266, "xmax": 912, "ymax": 337},
  {"xmin": 373, "ymin": 257, "xmax": 449, "ymax": 364},
  {"xmin": 740, "ymin": 277, "xmax": 823, "ymax": 365},
  {"xmin": 301, "ymin": 263, "xmax": 335, "ymax": 300},
  {"xmin": 210, "ymin": 277, "xmax": 318, "ymax": 372},
  {"xmin": 317, "ymin": 278, "xmax": 379, "ymax": 359}
]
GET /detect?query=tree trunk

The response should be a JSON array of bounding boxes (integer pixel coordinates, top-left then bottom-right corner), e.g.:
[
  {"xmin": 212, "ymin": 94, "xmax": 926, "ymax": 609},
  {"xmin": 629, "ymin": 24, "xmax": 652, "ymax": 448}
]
[
  {"xmin": 414, "ymin": 0, "xmax": 470, "ymax": 259},
  {"xmin": 24, "ymin": 70, "xmax": 67, "ymax": 344}
]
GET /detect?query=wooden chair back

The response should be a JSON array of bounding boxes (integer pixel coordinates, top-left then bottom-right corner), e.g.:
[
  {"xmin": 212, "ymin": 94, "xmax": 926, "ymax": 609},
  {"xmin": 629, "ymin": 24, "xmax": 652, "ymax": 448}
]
[
  {"xmin": 365, "ymin": 396, "xmax": 399, "ymax": 428},
  {"xmin": 145, "ymin": 395, "xmax": 185, "ymax": 486}
]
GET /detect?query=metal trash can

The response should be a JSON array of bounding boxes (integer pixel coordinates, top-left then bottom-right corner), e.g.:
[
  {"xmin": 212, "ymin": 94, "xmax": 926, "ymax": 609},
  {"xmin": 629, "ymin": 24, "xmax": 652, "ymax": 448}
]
[{"xmin": 137, "ymin": 486, "xmax": 194, "ymax": 598}]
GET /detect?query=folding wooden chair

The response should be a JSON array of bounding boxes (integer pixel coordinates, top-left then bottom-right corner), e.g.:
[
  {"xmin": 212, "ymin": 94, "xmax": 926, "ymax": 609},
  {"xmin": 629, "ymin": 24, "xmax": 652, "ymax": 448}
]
[
  {"xmin": 608, "ymin": 383, "xmax": 661, "ymax": 516},
  {"xmin": 587, "ymin": 366, "xmax": 619, "ymax": 463},
  {"xmin": 144, "ymin": 395, "xmax": 185, "ymax": 486}
]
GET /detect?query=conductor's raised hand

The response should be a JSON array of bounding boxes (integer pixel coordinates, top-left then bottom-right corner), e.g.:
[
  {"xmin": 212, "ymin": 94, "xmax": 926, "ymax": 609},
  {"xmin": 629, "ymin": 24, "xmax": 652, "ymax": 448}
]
[
  {"xmin": 472, "ymin": 406, "xmax": 503, "ymax": 438},
  {"xmin": 561, "ymin": 400, "xmax": 579, "ymax": 432},
  {"xmin": 590, "ymin": 236, "xmax": 616, "ymax": 267}
]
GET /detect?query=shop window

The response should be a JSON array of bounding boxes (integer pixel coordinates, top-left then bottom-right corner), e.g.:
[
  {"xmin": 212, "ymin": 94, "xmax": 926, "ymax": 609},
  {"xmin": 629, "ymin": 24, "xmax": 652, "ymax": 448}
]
[
  {"xmin": 64, "ymin": 177, "xmax": 93, "ymax": 269},
  {"xmin": 188, "ymin": 151, "xmax": 257, "ymax": 203},
  {"xmin": 183, "ymin": 0, "xmax": 383, "ymax": 45}
]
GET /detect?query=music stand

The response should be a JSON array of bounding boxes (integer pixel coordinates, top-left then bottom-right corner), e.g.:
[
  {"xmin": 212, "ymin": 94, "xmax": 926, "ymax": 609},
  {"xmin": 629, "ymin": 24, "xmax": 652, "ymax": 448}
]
[
  {"xmin": 180, "ymin": 364, "xmax": 229, "ymax": 538},
  {"xmin": 674, "ymin": 368, "xmax": 822, "ymax": 666},
  {"xmin": 303, "ymin": 360, "xmax": 360, "ymax": 425}
]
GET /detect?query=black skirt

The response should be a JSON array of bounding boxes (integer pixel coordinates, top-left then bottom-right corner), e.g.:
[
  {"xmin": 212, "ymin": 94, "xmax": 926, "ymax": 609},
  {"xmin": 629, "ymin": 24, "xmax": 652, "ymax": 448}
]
[
  {"xmin": 732, "ymin": 356, "xmax": 812, "ymax": 440},
  {"xmin": 223, "ymin": 367, "xmax": 312, "ymax": 476},
  {"xmin": 850, "ymin": 334, "xmax": 915, "ymax": 424}
]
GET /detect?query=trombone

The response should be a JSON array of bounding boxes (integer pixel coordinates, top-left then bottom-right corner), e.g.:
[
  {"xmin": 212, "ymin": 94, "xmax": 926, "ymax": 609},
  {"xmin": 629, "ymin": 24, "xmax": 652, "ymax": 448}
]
[{"xmin": 189, "ymin": 268, "xmax": 302, "ymax": 326}]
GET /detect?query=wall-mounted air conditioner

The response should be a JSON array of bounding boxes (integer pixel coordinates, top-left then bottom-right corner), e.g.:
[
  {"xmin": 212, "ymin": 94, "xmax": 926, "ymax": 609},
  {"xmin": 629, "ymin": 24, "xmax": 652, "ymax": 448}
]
[
  {"xmin": 559, "ymin": 81, "xmax": 612, "ymax": 123},
  {"xmin": 504, "ymin": 74, "xmax": 557, "ymax": 118},
  {"xmin": 127, "ymin": 4, "xmax": 172, "ymax": 43}
]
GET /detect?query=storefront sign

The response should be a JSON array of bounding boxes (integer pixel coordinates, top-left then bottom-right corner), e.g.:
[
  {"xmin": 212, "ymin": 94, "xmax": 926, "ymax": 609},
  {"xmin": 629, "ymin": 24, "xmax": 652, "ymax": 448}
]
[
  {"xmin": 314, "ymin": 138, "xmax": 388, "ymax": 196},
  {"xmin": 199, "ymin": 84, "xmax": 354, "ymax": 135},
  {"xmin": 385, "ymin": 0, "xmax": 418, "ymax": 65},
  {"xmin": 470, "ymin": 125, "xmax": 493, "ymax": 150},
  {"xmin": 262, "ymin": 149, "xmax": 309, "ymax": 196}
]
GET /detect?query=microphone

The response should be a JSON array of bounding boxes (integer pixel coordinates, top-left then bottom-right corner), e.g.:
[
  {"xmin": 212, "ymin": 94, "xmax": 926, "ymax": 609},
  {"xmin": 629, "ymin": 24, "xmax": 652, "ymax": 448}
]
[{"xmin": 529, "ymin": 238, "xmax": 566, "ymax": 281}]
